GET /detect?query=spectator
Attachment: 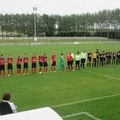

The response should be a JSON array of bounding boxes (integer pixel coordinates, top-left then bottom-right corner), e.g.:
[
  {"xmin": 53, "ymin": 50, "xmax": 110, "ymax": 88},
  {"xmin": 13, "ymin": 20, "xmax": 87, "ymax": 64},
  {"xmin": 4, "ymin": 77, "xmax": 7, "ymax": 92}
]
[{"xmin": 0, "ymin": 93, "xmax": 17, "ymax": 115}]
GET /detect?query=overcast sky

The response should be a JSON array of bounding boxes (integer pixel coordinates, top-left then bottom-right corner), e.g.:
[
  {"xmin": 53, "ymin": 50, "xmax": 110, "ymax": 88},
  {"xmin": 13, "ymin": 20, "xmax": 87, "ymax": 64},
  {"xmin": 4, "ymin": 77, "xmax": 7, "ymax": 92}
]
[{"xmin": 0, "ymin": 0, "xmax": 120, "ymax": 15}]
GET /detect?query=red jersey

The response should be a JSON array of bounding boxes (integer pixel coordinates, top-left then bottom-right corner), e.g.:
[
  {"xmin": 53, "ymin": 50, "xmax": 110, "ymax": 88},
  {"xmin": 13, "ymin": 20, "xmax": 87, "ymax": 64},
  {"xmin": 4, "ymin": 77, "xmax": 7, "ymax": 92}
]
[
  {"xmin": 52, "ymin": 54, "xmax": 56, "ymax": 62},
  {"xmin": 17, "ymin": 58, "xmax": 22, "ymax": 65},
  {"xmin": 67, "ymin": 54, "xmax": 72, "ymax": 62},
  {"xmin": 0, "ymin": 57, "xmax": 5, "ymax": 65},
  {"xmin": 43, "ymin": 56, "xmax": 47, "ymax": 63},
  {"xmin": 0, "ymin": 58, "xmax": 2, "ymax": 65},
  {"xmin": 31, "ymin": 56, "xmax": 36, "ymax": 63},
  {"xmin": 23, "ymin": 57, "xmax": 29, "ymax": 63},
  {"xmin": 7, "ymin": 57, "xmax": 13, "ymax": 64},
  {"xmin": 38, "ymin": 56, "xmax": 43, "ymax": 62}
]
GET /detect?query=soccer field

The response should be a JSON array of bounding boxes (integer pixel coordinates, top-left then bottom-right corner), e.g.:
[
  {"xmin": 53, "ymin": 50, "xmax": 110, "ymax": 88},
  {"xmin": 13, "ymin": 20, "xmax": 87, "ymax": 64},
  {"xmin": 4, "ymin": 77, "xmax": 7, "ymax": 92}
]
[{"xmin": 0, "ymin": 41, "xmax": 120, "ymax": 120}]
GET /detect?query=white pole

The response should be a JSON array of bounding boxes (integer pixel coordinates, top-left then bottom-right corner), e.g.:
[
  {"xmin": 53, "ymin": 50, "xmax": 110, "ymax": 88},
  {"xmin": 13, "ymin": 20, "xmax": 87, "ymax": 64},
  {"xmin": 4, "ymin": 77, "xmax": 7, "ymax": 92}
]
[{"xmin": 33, "ymin": 6, "xmax": 37, "ymax": 41}]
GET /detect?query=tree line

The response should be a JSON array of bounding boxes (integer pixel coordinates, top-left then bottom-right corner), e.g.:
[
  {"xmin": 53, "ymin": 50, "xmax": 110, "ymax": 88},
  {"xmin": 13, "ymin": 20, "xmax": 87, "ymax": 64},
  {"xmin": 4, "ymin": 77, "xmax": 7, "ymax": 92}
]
[{"xmin": 0, "ymin": 8, "xmax": 120, "ymax": 39}]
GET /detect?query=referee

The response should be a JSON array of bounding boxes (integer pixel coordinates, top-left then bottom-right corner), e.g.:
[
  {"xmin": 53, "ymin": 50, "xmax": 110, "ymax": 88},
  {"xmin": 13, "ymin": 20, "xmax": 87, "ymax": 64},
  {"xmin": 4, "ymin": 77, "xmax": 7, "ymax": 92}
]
[{"xmin": 80, "ymin": 51, "xmax": 87, "ymax": 69}]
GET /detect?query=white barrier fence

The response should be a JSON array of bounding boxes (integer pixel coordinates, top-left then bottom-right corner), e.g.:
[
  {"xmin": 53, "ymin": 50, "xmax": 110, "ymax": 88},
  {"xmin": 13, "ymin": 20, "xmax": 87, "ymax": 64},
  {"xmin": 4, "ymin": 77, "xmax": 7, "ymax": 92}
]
[
  {"xmin": 0, "ymin": 41, "xmax": 120, "ymax": 46},
  {"xmin": 0, "ymin": 107, "xmax": 63, "ymax": 120}
]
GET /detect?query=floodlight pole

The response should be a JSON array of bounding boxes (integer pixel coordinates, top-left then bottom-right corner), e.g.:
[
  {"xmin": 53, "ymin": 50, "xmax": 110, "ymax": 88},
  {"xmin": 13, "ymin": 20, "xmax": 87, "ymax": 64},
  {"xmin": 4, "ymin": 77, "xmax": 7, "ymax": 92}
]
[
  {"xmin": 55, "ymin": 22, "xmax": 59, "ymax": 36},
  {"xmin": 33, "ymin": 6, "xmax": 37, "ymax": 41}
]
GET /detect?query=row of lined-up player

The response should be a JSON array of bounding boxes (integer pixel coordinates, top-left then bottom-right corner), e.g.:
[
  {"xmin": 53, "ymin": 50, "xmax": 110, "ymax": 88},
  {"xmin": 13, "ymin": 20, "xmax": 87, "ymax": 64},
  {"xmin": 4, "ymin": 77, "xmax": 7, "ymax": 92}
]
[{"xmin": 0, "ymin": 50, "xmax": 120, "ymax": 77}]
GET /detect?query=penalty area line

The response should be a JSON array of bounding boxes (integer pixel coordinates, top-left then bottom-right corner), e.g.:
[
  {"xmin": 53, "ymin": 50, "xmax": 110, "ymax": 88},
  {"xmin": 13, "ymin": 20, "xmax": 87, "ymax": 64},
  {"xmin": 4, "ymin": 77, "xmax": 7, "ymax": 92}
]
[
  {"xmin": 62, "ymin": 112, "xmax": 101, "ymax": 120},
  {"xmin": 51, "ymin": 93, "xmax": 120, "ymax": 108}
]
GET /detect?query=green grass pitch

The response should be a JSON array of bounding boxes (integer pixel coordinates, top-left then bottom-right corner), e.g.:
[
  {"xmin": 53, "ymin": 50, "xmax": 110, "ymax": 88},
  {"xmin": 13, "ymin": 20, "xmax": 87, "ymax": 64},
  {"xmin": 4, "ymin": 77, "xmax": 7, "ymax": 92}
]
[{"xmin": 0, "ymin": 42, "xmax": 120, "ymax": 120}]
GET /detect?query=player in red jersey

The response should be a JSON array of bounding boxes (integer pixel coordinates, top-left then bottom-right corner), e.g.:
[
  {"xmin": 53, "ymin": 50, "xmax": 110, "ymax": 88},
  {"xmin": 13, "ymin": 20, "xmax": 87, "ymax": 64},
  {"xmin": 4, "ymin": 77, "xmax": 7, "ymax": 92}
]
[
  {"xmin": 43, "ymin": 53, "xmax": 48, "ymax": 73},
  {"xmin": 16, "ymin": 56, "xmax": 22, "ymax": 76},
  {"xmin": 31, "ymin": 54, "xmax": 37, "ymax": 73},
  {"xmin": 7, "ymin": 55, "xmax": 13, "ymax": 76},
  {"xmin": 0, "ymin": 55, "xmax": 2, "ymax": 77},
  {"xmin": 51, "ymin": 52, "xmax": 56, "ymax": 72},
  {"xmin": 38, "ymin": 53, "xmax": 43, "ymax": 74},
  {"xmin": 23, "ymin": 54, "xmax": 29, "ymax": 75},
  {"xmin": 0, "ymin": 54, "xmax": 5, "ymax": 77},
  {"xmin": 66, "ymin": 54, "xmax": 69, "ymax": 70},
  {"xmin": 0, "ymin": 56, "xmax": 1, "ymax": 78},
  {"xmin": 66, "ymin": 53, "xmax": 73, "ymax": 70}
]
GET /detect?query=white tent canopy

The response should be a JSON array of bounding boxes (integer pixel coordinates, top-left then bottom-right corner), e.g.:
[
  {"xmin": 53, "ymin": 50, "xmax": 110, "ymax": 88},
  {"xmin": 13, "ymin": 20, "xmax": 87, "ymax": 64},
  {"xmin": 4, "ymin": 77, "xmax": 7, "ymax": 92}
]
[{"xmin": 0, "ymin": 107, "xmax": 63, "ymax": 120}]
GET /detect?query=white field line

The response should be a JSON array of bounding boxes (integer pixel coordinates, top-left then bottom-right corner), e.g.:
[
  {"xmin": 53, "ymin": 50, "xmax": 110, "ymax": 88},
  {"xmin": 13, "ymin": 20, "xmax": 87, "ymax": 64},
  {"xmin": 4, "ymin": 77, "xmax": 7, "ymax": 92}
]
[
  {"xmin": 62, "ymin": 112, "xmax": 85, "ymax": 119},
  {"xmin": 62, "ymin": 112, "xmax": 101, "ymax": 120},
  {"xmin": 85, "ymin": 112, "xmax": 101, "ymax": 120},
  {"xmin": 84, "ymin": 70, "xmax": 120, "ymax": 81},
  {"xmin": 51, "ymin": 93, "xmax": 120, "ymax": 108}
]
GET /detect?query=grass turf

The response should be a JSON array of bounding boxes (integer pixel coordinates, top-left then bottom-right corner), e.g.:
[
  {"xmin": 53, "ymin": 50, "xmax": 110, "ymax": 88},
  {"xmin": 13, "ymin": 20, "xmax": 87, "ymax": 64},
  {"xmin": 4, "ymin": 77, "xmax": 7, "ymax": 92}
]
[{"xmin": 0, "ymin": 42, "xmax": 120, "ymax": 120}]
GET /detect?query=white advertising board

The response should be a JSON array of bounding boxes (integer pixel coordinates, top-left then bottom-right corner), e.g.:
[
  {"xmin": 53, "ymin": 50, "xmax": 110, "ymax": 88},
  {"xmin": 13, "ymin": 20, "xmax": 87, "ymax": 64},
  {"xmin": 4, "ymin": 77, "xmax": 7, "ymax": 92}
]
[{"xmin": 0, "ymin": 107, "xmax": 63, "ymax": 120}]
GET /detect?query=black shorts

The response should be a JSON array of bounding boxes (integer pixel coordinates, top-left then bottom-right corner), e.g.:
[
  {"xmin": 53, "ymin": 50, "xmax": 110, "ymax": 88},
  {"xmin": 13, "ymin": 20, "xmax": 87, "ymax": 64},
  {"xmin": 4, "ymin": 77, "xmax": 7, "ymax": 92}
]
[
  {"xmin": 8, "ymin": 64, "xmax": 13, "ymax": 70},
  {"xmin": 39, "ymin": 62, "xmax": 43, "ymax": 67},
  {"xmin": 32, "ymin": 63, "xmax": 36, "ymax": 68},
  {"xmin": 24, "ymin": 63, "xmax": 28, "ymax": 69},
  {"xmin": 76, "ymin": 60, "xmax": 80, "ymax": 65},
  {"xmin": 0, "ymin": 65, "xmax": 5, "ymax": 70},
  {"xmin": 71, "ymin": 60, "xmax": 73, "ymax": 65},
  {"xmin": 17, "ymin": 64, "xmax": 21, "ymax": 69},
  {"xmin": 100, "ymin": 58, "xmax": 104, "ymax": 62},
  {"xmin": 44, "ymin": 62, "xmax": 48, "ymax": 67},
  {"xmin": 0, "ymin": 65, "xmax": 2, "ymax": 70},
  {"xmin": 68, "ymin": 61, "xmax": 72, "ymax": 66},
  {"xmin": 81, "ymin": 59, "xmax": 85, "ymax": 63},
  {"xmin": 93, "ymin": 58, "xmax": 96, "ymax": 62},
  {"xmin": 67, "ymin": 61, "xmax": 69, "ymax": 65},
  {"xmin": 52, "ymin": 61, "xmax": 56, "ymax": 66},
  {"xmin": 88, "ymin": 58, "xmax": 92, "ymax": 62}
]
